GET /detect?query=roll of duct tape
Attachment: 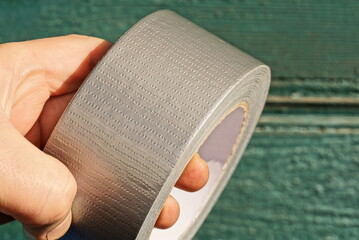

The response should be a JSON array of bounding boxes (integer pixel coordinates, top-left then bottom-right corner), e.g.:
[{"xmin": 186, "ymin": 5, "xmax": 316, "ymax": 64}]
[{"xmin": 44, "ymin": 9, "xmax": 270, "ymax": 240}]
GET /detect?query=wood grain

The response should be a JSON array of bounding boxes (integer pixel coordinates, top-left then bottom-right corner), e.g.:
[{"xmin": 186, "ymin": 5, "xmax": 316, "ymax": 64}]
[
  {"xmin": 0, "ymin": 0, "xmax": 358, "ymax": 239},
  {"xmin": 197, "ymin": 133, "xmax": 359, "ymax": 240}
]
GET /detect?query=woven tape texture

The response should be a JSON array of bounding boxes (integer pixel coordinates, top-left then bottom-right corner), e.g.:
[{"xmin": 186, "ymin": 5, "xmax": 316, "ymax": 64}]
[{"xmin": 44, "ymin": 10, "xmax": 270, "ymax": 240}]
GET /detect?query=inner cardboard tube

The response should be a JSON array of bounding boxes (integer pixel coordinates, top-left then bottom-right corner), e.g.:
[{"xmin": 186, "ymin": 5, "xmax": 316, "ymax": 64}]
[{"xmin": 150, "ymin": 103, "xmax": 246, "ymax": 239}]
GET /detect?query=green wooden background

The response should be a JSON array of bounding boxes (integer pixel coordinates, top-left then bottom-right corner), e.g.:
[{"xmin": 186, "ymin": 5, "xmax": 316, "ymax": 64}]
[{"xmin": 1, "ymin": 0, "xmax": 358, "ymax": 239}]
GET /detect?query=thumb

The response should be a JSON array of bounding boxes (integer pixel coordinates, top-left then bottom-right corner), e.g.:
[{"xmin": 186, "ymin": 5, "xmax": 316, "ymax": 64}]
[{"xmin": 0, "ymin": 114, "xmax": 77, "ymax": 240}]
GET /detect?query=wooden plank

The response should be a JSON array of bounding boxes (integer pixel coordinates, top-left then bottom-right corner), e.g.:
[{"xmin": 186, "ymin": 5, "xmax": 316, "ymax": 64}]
[
  {"xmin": 267, "ymin": 96, "xmax": 359, "ymax": 105},
  {"xmin": 0, "ymin": 221, "xmax": 23, "ymax": 240},
  {"xmin": 195, "ymin": 133, "xmax": 359, "ymax": 240},
  {"xmin": 259, "ymin": 115, "xmax": 359, "ymax": 128},
  {"xmin": 0, "ymin": 0, "xmax": 359, "ymax": 78},
  {"xmin": 269, "ymin": 77, "xmax": 359, "ymax": 101}
]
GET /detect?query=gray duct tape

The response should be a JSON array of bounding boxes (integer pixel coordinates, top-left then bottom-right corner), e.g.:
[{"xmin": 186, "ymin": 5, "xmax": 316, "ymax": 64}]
[{"xmin": 44, "ymin": 10, "xmax": 270, "ymax": 240}]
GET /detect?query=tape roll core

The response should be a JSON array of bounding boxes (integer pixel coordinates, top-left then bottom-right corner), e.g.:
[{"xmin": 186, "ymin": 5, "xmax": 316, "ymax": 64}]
[
  {"xmin": 44, "ymin": 9, "xmax": 270, "ymax": 240},
  {"xmin": 151, "ymin": 103, "xmax": 247, "ymax": 239}
]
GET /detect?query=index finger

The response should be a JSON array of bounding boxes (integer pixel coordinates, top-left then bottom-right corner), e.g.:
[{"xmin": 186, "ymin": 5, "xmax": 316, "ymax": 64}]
[{"xmin": 3, "ymin": 34, "xmax": 112, "ymax": 95}]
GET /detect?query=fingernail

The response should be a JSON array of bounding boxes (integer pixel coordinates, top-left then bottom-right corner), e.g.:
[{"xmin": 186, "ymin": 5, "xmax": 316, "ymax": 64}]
[
  {"xmin": 23, "ymin": 228, "xmax": 36, "ymax": 240},
  {"xmin": 46, "ymin": 211, "xmax": 72, "ymax": 240}
]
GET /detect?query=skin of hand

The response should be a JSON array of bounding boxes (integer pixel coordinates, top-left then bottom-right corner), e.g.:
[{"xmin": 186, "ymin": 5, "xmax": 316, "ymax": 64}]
[{"xmin": 0, "ymin": 35, "xmax": 209, "ymax": 240}]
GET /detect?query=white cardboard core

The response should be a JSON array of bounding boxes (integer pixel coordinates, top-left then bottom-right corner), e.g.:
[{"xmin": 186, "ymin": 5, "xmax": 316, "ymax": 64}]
[{"xmin": 150, "ymin": 106, "xmax": 245, "ymax": 240}]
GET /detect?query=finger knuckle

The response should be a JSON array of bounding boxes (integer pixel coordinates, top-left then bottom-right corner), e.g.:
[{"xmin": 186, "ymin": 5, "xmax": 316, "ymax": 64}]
[{"xmin": 32, "ymin": 167, "xmax": 77, "ymax": 225}]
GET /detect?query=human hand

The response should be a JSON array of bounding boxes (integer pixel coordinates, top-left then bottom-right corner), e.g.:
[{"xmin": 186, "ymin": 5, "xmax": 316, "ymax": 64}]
[{"xmin": 0, "ymin": 35, "xmax": 209, "ymax": 240}]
